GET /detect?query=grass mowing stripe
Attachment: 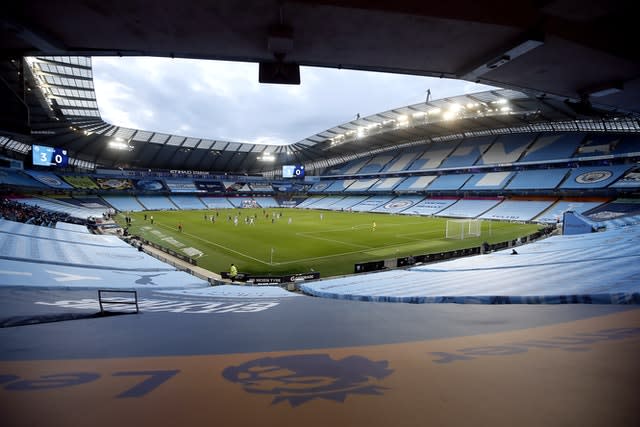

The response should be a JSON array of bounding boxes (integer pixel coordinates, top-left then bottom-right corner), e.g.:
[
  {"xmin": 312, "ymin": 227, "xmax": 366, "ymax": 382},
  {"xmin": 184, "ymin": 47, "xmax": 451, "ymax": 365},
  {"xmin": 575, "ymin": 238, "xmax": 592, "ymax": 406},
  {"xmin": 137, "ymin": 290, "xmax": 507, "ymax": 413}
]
[
  {"xmin": 122, "ymin": 208, "xmax": 542, "ymax": 277},
  {"xmin": 155, "ymin": 222, "xmax": 271, "ymax": 265}
]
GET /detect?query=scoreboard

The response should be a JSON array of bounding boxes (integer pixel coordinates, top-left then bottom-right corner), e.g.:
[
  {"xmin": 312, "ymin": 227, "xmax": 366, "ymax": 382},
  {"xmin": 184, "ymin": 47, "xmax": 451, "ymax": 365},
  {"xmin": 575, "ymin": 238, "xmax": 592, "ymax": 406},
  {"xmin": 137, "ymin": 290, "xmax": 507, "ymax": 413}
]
[
  {"xmin": 282, "ymin": 164, "xmax": 305, "ymax": 178},
  {"xmin": 32, "ymin": 145, "xmax": 69, "ymax": 167}
]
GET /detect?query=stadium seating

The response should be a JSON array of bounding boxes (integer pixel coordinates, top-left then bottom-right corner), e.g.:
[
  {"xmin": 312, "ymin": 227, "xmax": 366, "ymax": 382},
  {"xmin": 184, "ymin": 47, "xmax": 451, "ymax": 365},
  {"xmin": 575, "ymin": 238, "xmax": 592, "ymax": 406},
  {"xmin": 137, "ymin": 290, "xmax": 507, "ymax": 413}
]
[
  {"xmin": 560, "ymin": 165, "xmax": 632, "ymax": 189},
  {"xmin": 462, "ymin": 172, "xmax": 515, "ymax": 190},
  {"xmin": 308, "ymin": 181, "xmax": 334, "ymax": 193},
  {"xmin": 400, "ymin": 198, "xmax": 457, "ymax": 216},
  {"xmin": 475, "ymin": 133, "xmax": 535, "ymax": 165},
  {"xmin": 368, "ymin": 177, "xmax": 405, "ymax": 192},
  {"xmin": 436, "ymin": 198, "xmax": 501, "ymax": 218},
  {"xmin": 307, "ymin": 196, "xmax": 345, "ymax": 210},
  {"xmin": 14, "ymin": 196, "xmax": 108, "ymax": 219},
  {"xmin": 55, "ymin": 222, "xmax": 90, "ymax": 233},
  {"xmin": 394, "ymin": 175, "xmax": 437, "ymax": 191},
  {"xmin": 612, "ymin": 135, "xmax": 640, "ymax": 155},
  {"xmin": 344, "ymin": 178, "xmax": 379, "ymax": 192},
  {"xmin": 479, "ymin": 199, "xmax": 556, "ymax": 221},
  {"xmin": 327, "ymin": 196, "xmax": 368, "ymax": 210},
  {"xmin": 164, "ymin": 178, "xmax": 200, "ymax": 193},
  {"xmin": 406, "ymin": 141, "xmax": 458, "ymax": 170},
  {"xmin": 253, "ymin": 197, "xmax": 280, "ymax": 208},
  {"xmin": 137, "ymin": 195, "xmax": 178, "ymax": 210},
  {"xmin": 295, "ymin": 197, "xmax": 325, "ymax": 209},
  {"xmin": 326, "ymin": 179, "xmax": 355, "ymax": 192},
  {"xmin": 439, "ymin": 137, "xmax": 492, "ymax": 168},
  {"xmin": 23, "ymin": 170, "xmax": 74, "ymax": 189},
  {"xmin": 0, "ymin": 168, "xmax": 48, "ymax": 188},
  {"xmin": 575, "ymin": 134, "xmax": 618, "ymax": 157},
  {"xmin": 200, "ymin": 197, "xmax": 235, "ymax": 209},
  {"xmin": 349, "ymin": 196, "xmax": 394, "ymax": 212},
  {"xmin": 506, "ymin": 169, "xmax": 570, "ymax": 190},
  {"xmin": 381, "ymin": 152, "xmax": 420, "ymax": 172},
  {"xmin": 534, "ymin": 200, "xmax": 605, "ymax": 223},
  {"xmin": 427, "ymin": 174, "xmax": 473, "ymax": 190},
  {"xmin": 300, "ymin": 223, "xmax": 640, "ymax": 304},
  {"xmin": 0, "ymin": 218, "xmax": 208, "ymax": 289},
  {"xmin": 519, "ymin": 133, "xmax": 584, "ymax": 162},
  {"xmin": 371, "ymin": 195, "xmax": 425, "ymax": 213},
  {"xmin": 101, "ymin": 195, "xmax": 145, "ymax": 212},
  {"xmin": 169, "ymin": 195, "xmax": 207, "ymax": 210},
  {"xmin": 326, "ymin": 158, "xmax": 370, "ymax": 175},
  {"xmin": 357, "ymin": 155, "xmax": 395, "ymax": 174},
  {"xmin": 610, "ymin": 167, "xmax": 640, "ymax": 188}
]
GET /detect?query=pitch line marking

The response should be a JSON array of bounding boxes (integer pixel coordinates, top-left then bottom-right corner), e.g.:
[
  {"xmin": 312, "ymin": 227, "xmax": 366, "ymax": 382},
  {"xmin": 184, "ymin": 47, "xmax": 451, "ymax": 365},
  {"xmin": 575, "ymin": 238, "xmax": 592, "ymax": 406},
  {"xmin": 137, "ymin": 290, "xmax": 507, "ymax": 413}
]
[{"xmin": 154, "ymin": 223, "xmax": 271, "ymax": 265}]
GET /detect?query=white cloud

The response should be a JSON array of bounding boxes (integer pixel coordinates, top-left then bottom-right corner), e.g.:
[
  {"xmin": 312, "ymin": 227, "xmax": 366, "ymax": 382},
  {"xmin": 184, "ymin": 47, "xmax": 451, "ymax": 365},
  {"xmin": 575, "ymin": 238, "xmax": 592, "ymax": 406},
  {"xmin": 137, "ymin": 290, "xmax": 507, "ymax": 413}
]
[{"xmin": 92, "ymin": 57, "xmax": 498, "ymax": 145}]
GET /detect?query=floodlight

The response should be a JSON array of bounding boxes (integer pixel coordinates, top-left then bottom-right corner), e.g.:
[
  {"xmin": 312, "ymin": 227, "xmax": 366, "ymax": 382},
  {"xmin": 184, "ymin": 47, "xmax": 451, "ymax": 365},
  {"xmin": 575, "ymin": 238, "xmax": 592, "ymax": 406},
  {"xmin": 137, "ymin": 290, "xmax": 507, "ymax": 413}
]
[
  {"xmin": 443, "ymin": 111, "xmax": 456, "ymax": 120},
  {"xmin": 108, "ymin": 140, "xmax": 129, "ymax": 150}
]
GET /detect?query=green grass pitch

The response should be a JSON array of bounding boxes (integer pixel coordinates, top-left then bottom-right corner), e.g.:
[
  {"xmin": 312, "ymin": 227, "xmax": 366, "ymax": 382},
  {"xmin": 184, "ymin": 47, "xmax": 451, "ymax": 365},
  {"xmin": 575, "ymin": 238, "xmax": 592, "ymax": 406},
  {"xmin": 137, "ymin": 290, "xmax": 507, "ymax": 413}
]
[{"xmin": 120, "ymin": 208, "xmax": 542, "ymax": 278}]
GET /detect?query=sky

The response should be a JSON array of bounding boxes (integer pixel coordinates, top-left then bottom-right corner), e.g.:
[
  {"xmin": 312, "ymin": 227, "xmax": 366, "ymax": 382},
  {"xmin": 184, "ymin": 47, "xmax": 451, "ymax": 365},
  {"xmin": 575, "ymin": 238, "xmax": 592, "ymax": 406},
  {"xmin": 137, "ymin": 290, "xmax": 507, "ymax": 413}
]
[{"xmin": 92, "ymin": 57, "xmax": 497, "ymax": 145}]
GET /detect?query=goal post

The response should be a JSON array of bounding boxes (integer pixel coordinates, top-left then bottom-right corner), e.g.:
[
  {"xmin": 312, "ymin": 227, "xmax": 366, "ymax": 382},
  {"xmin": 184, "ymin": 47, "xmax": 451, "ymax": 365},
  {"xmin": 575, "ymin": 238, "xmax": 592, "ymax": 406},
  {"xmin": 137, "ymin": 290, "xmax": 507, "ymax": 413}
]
[{"xmin": 445, "ymin": 219, "xmax": 481, "ymax": 239}]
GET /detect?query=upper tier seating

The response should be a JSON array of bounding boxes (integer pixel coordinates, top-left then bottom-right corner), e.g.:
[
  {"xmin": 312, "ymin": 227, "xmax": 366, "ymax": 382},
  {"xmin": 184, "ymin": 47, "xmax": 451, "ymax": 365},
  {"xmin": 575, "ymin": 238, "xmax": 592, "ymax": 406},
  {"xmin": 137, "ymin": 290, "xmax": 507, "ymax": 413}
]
[
  {"xmin": 344, "ymin": 179, "xmax": 379, "ymax": 192},
  {"xmin": 23, "ymin": 170, "xmax": 74, "ymax": 189},
  {"xmin": 406, "ymin": 141, "xmax": 458, "ymax": 170},
  {"xmin": 439, "ymin": 137, "xmax": 493, "ymax": 168},
  {"xmin": 560, "ymin": 165, "xmax": 632, "ymax": 189},
  {"xmin": 369, "ymin": 177, "xmax": 405, "ymax": 192},
  {"xmin": 394, "ymin": 176, "xmax": 437, "ymax": 191},
  {"xmin": 382, "ymin": 152, "xmax": 420, "ymax": 172},
  {"xmin": 519, "ymin": 133, "xmax": 584, "ymax": 162},
  {"xmin": 506, "ymin": 169, "xmax": 570, "ymax": 190},
  {"xmin": 0, "ymin": 168, "xmax": 47, "ymax": 188},
  {"xmin": 358, "ymin": 155, "xmax": 396, "ymax": 174},
  {"xmin": 462, "ymin": 172, "xmax": 515, "ymax": 190},
  {"xmin": 428, "ymin": 174, "xmax": 473, "ymax": 190},
  {"xmin": 475, "ymin": 133, "xmax": 535, "ymax": 165}
]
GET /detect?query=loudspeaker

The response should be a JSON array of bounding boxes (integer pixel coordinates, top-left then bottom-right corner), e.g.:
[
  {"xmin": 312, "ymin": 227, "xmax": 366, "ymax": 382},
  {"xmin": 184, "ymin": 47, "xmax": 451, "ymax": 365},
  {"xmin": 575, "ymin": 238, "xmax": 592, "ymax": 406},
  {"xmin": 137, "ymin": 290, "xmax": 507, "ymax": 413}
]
[{"xmin": 259, "ymin": 61, "xmax": 300, "ymax": 85}]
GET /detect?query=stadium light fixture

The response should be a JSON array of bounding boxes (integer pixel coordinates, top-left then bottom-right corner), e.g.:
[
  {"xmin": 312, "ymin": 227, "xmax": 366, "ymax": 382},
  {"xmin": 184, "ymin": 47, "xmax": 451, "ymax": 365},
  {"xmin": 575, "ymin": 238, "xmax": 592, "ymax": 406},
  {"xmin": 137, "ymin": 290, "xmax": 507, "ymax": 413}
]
[
  {"xmin": 397, "ymin": 115, "xmax": 409, "ymax": 122},
  {"xmin": 443, "ymin": 111, "xmax": 456, "ymax": 120},
  {"xmin": 258, "ymin": 153, "xmax": 275, "ymax": 161},
  {"xmin": 412, "ymin": 112, "xmax": 425, "ymax": 118},
  {"xmin": 108, "ymin": 140, "xmax": 130, "ymax": 150}
]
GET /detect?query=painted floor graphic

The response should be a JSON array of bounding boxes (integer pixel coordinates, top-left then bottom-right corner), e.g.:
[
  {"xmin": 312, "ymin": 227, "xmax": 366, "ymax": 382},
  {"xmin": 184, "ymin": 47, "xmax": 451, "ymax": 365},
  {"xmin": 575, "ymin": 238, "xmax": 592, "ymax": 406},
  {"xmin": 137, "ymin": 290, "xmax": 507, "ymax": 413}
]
[{"xmin": 2, "ymin": 309, "xmax": 639, "ymax": 427}]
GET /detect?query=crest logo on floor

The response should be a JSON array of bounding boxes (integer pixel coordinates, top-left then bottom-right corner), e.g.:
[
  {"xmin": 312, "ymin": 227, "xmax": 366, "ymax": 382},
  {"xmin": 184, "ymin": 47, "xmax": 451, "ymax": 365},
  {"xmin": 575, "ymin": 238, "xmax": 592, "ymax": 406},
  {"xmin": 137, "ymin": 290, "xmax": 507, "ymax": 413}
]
[{"xmin": 222, "ymin": 354, "xmax": 393, "ymax": 406}]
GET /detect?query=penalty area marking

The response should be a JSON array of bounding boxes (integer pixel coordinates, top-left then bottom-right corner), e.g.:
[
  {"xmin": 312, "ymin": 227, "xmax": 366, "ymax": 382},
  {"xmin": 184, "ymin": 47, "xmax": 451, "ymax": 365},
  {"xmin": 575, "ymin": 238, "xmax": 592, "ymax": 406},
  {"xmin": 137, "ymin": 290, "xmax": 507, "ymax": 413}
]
[{"xmin": 154, "ymin": 223, "xmax": 271, "ymax": 265}]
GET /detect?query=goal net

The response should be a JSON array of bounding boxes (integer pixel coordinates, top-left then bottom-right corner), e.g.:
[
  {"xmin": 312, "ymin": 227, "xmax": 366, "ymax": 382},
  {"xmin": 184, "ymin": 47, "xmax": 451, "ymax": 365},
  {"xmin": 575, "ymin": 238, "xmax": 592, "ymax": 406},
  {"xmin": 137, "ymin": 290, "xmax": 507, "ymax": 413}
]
[{"xmin": 445, "ymin": 219, "xmax": 482, "ymax": 239}]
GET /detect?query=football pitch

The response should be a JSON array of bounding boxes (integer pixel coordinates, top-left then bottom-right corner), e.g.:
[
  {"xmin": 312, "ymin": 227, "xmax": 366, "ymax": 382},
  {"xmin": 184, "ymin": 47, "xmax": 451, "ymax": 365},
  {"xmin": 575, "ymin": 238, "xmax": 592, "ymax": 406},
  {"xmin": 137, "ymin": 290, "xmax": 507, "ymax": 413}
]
[{"xmin": 120, "ymin": 208, "xmax": 542, "ymax": 278}]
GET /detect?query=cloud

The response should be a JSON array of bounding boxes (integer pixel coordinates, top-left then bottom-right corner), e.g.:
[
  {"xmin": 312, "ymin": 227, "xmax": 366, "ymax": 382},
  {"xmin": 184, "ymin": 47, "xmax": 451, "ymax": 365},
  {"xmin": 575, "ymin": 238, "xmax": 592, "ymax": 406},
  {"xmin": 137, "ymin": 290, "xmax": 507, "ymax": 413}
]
[{"xmin": 92, "ymin": 57, "xmax": 498, "ymax": 145}]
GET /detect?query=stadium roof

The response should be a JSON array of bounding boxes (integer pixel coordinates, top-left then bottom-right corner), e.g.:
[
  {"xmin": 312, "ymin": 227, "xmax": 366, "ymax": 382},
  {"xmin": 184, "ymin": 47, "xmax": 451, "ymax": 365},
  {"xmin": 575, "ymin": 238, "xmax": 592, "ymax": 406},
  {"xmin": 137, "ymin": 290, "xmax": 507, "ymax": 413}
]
[{"xmin": 1, "ymin": 1, "xmax": 639, "ymax": 173}]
